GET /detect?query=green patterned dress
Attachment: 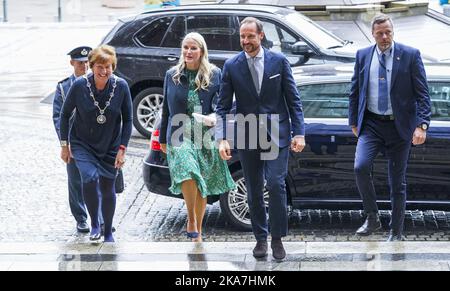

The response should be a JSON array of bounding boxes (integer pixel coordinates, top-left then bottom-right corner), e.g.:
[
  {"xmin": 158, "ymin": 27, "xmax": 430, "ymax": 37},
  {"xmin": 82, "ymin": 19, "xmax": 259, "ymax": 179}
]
[{"xmin": 167, "ymin": 69, "xmax": 236, "ymax": 197}]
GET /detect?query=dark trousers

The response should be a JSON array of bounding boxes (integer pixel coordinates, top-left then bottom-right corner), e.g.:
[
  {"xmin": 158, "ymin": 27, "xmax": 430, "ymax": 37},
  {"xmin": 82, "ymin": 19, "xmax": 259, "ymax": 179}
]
[
  {"xmin": 69, "ymin": 161, "xmax": 104, "ymax": 225},
  {"xmin": 67, "ymin": 161, "xmax": 87, "ymax": 223},
  {"xmin": 238, "ymin": 146, "xmax": 289, "ymax": 241},
  {"xmin": 354, "ymin": 117, "xmax": 411, "ymax": 234}
]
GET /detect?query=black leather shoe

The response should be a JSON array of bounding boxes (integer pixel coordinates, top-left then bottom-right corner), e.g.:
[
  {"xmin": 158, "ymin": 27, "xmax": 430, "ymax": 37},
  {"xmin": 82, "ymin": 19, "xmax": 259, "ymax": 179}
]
[
  {"xmin": 76, "ymin": 222, "xmax": 90, "ymax": 233},
  {"xmin": 271, "ymin": 239, "xmax": 286, "ymax": 260},
  {"xmin": 356, "ymin": 213, "xmax": 382, "ymax": 236},
  {"xmin": 386, "ymin": 231, "xmax": 404, "ymax": 242},
  {"xmin": 253, "ymin": 240, "xmax": 268, "ymax": 258}
]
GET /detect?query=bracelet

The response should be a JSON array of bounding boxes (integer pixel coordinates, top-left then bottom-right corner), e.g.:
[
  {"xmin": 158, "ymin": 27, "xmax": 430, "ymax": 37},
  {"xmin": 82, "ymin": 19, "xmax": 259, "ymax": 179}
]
[{"xmin": 119, "ymin": 145, "xmax": 126, "ymax": 151}]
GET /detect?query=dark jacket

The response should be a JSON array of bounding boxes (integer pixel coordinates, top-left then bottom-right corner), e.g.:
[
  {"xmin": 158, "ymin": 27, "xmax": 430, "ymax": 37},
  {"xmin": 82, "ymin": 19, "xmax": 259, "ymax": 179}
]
[
  {"xmin": 349, "ymin": 42, "xmax": 431, "ymax": 141},
  {"xmin": 215, "ymin": 48, "xmax": 305, "ymax": 148},
  {"xmin": 159, "ymin": 66, "xmax": 221, "ymax": 145}
]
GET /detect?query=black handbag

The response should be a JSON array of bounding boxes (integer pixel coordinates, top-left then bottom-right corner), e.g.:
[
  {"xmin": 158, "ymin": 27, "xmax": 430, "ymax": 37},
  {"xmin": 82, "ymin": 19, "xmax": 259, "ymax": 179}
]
[{"xmin": 115, "ymin": 168, "xmax": 125, "ymax": 193}]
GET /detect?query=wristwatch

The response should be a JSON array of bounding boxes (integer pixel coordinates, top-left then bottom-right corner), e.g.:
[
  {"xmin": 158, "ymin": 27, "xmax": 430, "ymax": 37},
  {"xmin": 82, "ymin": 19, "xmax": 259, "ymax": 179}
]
[
  {"xmin": 60, "ymin": 140, "xmax": 68, "ymax": 147},
  {"xmin": 418, "ymin": 123, "xmax": 429, "ymax": 131}
]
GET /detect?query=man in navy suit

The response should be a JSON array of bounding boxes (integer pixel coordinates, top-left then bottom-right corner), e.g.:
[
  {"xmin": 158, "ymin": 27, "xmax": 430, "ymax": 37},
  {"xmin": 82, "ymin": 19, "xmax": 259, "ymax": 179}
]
[
  {"xmin": 216, "ymin": 17, "xmax": 305, "ymax": 260},
  {"xmin": 349, "ymin": 14, "xmax": 431, "ymax": 241}
]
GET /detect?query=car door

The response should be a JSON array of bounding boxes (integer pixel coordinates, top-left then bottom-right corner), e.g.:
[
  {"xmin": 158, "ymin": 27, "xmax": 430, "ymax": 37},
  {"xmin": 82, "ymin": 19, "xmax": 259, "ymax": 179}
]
[
  {"xmin": 407, "ymin": 81, "xmax": 450, "ymax": 205},
  {"xmin": 237, "ymin": 15, "xmax": 325, "ymax": 66},
  {"xmin": 288, "ymin": 80, "xmax": 358, "ymax": 208},
  {"xmin": 185, "ymin": 14, "xmax": 240, "ymax": 69},
  {"xmin": 132, "ymin": 16, "xmax": 185, "ymax": 83}
]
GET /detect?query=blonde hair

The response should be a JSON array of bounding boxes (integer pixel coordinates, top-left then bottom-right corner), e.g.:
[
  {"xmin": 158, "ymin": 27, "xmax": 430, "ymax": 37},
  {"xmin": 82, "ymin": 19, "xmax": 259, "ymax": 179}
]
[
  {"xmin": 172, "ymin": 32, "xmax": 216, "ymax": 91},
  {"xmin": 88, "ymin": 45, "xmax": 117, "ymax": 70}
]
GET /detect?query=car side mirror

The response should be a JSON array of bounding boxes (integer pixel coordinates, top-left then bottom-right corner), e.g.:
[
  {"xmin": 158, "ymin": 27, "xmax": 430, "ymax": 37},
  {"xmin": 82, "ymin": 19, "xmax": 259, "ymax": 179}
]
[{"xmin": 291, "ymin": 41, "xmax": 312, "ymax": 55}]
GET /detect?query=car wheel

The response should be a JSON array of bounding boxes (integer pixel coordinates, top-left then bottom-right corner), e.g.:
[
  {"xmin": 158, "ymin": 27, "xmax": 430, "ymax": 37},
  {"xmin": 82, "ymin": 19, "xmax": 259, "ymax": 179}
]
[
  {"xmin": 220, "ymin": 169, "xmax": 269, "ymax": 231},
  {"xmin": 132, "ymin": 87, "xmax": 164, "ymax": 138}
]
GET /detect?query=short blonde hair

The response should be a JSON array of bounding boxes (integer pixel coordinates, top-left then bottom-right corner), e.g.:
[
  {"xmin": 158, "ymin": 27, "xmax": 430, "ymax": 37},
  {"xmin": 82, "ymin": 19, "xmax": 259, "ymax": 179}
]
[{"xmin": 88, "ymin": 45, "xmax": 117, "ymax": 70}]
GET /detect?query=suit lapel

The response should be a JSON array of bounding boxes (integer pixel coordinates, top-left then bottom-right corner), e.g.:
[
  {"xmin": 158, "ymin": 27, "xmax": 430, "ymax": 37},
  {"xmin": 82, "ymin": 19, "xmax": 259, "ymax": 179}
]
[
  {"xmin": 390, "ymin": 44, "xmax": 402, "ymax": 91},
  {"xmin": 363, "ymin": 45, "xmax": 375, "ymax": 94},
  {"xmin": 237, "ymin": 52, "xmax": 259, "ymax": 99},
  {"xmin": 259, "ymin": 48, "xmax": 271, "ymax": 99}
]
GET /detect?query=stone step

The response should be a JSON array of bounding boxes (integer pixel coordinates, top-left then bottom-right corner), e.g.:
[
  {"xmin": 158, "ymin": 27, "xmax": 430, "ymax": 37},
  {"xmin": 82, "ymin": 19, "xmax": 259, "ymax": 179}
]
[{"xmin": 1, "ymin": 242, "xmax": 449, "ymax": 270}]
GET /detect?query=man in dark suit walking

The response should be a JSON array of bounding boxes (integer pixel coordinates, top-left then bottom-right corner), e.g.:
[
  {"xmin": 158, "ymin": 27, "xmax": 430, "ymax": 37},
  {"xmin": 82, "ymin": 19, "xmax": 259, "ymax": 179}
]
[
  {"xmin": 215, "ymin": 17, "xmax": 305, "ymax": 259},
  {"xmin": 349, "ymin": 14, "xmax": 431, "ymax": 241}
]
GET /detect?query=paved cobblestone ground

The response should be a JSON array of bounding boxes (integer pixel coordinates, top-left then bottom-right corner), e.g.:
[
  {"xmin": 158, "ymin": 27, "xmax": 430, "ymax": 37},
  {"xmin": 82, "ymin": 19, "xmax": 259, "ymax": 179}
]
[
  {"xmin": 0, "ymin": 86, "xmax": 450, "ymax": 242},
  {"xmin": 0, "ymin": 98, "xmax": 449, "ymax": 243}
]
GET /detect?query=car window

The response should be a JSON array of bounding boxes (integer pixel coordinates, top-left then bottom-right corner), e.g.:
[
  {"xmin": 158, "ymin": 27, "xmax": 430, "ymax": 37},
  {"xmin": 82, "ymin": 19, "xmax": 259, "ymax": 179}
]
[
  {"xmin": 299, "ymin": 82, "xmax": 350, "ymax": 118},
  {"xmin": 283, "ymin": 12, "xmax": 343, "ymax": 49},
  {"xmin": 186, "ymin": 15, "xmax": 239, "ymax": 51},
  {"xmin": 299, "ymin": 80, "xmax": 450, "ymax": 120},
  {"xmin": 260, "ymin": 20, "xmax": 300, "ymax": 54},
  {"xmin": 161, "ymin": 16, "xmax": 186, "ymax": 48},
  {"xmin": 135, "ymin": 16, "xmax": 173, "ymax": 47},
  {"xmin": 429, "ymin": 82, "xmax": 450, "ymax": 121},
  {"xmin": 238, "ymin": 16, "xmax": 301, "ymax": 53},
  {"xmin": 260, "ymin": 21, "xmax": 282, "ymax": 53}
]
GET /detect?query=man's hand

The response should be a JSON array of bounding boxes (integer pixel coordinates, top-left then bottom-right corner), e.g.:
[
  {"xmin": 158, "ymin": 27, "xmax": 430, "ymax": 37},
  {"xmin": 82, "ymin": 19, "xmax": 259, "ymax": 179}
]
[
  {"xmin": 160, "ymin": 143, "xmax": 167, "ymax": 154},
  {"xmin": 218, "ymin": 140, "xmax": 232, "ymax": 160},
  {"xmin": 60, "ymin": 146, "xmax": 71, "ymax": 164},
  {"xmin": 351, "ymin": 126, "xmax": 358, "ymax": 137},
  {"xmin": 291, "ymin": 135, "xmax": 305, "ymax": 153},
  {"xmin": 412, "ymin": 127, "xmax": 427, "ymax": 145}
]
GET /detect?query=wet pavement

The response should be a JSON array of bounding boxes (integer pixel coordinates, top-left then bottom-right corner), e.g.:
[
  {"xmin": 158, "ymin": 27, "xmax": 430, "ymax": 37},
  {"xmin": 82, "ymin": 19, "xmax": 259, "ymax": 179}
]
[
  {"xmin": 1, "ymin": 242, "xmax": 450, "ymax": 271},
  {"xmin": 1, "ymin": 87, "xmax": 449, "ymax": 270},
  {"xmin": 0, "ymin": 0, "xmax": 449, "ymax": 271}
]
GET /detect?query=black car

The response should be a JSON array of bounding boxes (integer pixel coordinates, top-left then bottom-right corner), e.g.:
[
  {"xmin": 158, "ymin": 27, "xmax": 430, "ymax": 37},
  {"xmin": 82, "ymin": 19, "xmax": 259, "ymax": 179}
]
[
  {"xmin": 143, "ymin": 63, "xmax": 450, "ymax": 231},
  {"xmin": 101, "ymin": 4, "xmax": 358, "ymax": 137}
]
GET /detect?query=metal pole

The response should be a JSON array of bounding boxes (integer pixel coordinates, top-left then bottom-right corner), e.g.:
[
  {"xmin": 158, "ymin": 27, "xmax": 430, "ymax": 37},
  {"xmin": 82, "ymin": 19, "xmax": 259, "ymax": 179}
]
[
  {"xmin": 58, "ymin": 0, "xmax": 62, "ymax": 22},
  {"xmin": 3, "ymin": 0, "xmax": 7, "ymax": 22}
]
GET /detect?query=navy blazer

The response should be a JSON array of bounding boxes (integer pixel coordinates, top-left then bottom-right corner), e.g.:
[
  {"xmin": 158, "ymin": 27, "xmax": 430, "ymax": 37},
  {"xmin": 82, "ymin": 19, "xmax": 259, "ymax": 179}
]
[
  {"xmin": 215, "ymin": 48, "xmax": 305, "ymax": 148},
  {"xmin": 349, "ymin": 42, "xmax": 431, "ymax": 141},
  {"xmin": 159, "ymin": 66, "xmax": 221, "ymax": 145}
]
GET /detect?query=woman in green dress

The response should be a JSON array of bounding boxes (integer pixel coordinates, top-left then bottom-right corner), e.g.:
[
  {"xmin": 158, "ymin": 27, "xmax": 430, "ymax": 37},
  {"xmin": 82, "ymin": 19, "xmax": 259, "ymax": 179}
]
[{"xmin": 159, "ymin": 32, "xmax": 236, "ymax": 242}]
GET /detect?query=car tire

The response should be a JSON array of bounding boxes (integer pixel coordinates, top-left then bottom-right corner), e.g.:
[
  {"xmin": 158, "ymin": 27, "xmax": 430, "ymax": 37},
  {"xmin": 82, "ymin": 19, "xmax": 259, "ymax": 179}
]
[
  {"xmin": 132, "ymin": 87, "xmax": 164, "ymax": 138},
  {"xmin": 220, "ymin": 169, "xmax": 269, "ymax": 231}
]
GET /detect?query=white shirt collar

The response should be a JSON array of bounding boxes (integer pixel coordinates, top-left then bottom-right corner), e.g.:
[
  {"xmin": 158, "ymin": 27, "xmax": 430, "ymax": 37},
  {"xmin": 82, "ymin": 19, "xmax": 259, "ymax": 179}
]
[{"xmin": 376, "ymin": 41, "xmax": 394, "ymax": 57}]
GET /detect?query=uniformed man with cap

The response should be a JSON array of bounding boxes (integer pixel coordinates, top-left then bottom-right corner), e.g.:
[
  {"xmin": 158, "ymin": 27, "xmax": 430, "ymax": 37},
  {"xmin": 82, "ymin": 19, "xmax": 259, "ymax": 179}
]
[{"xmin": 52, "ymin": 46, "xmax": 92, "ymax": 233}]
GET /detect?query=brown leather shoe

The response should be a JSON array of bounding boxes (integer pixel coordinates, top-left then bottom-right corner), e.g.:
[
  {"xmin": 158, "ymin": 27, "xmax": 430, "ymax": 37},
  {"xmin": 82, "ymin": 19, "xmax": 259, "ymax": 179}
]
[
  {"xmin": 271, "ymin": 239, "xmax": 286, "ymax": 260},
  {"xmin": 356, "ymin": 213, "xmax": 382, "ymax": 236},
  {"xmin": 253, "ymin": 240, "xmax": 268, "ymax": 258}
]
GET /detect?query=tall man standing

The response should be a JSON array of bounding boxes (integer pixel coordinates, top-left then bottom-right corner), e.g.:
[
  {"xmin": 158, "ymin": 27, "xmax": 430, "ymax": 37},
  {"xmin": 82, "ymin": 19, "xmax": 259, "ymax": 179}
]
[
  {"xmin": 349, "ymin": 14, "xmax": 431, "ymax": 241},
  {"xmin": 216, "ymin": 17, "xmax": 305, "ymax": 260},
  {"xmin": 53, "ymin": 46, "xmax": 92, "ymax": 233}
]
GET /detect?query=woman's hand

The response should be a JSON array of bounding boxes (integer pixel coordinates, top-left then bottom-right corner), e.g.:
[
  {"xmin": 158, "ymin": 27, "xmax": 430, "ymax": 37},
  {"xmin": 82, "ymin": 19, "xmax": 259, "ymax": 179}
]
[
  {"xmin": 115, "ymin": 148, "xmax": 126, "ymax": 169},
  {"xmin": 160, "ymin": 143, "xmax": 167, "ymax": 154},
  {"xmin": 60, "ymin": 146, "xmax": 71, "ymax": 164},
  {"xmin": 218, "ymin": 140, "xmax": 232, "ymax": 160}
]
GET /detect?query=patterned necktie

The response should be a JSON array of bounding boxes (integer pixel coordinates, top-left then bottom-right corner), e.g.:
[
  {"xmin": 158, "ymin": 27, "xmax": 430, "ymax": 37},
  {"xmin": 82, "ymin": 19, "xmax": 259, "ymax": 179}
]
[
  {"xmin": 248, "ymin": 57, "xmax": 260, "ymax": 95},
  {"xmin": 378, "ymin": 52, "xmax": 388, "ymax": 113}
]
